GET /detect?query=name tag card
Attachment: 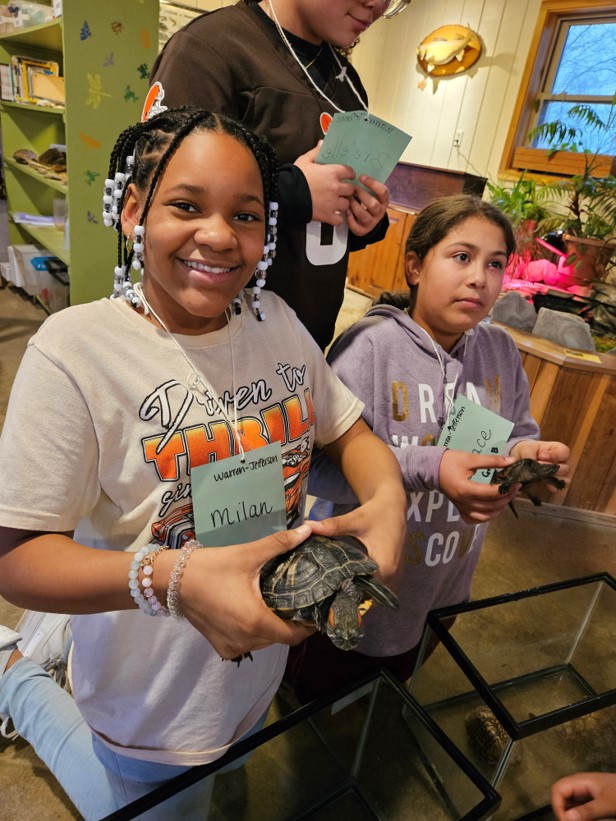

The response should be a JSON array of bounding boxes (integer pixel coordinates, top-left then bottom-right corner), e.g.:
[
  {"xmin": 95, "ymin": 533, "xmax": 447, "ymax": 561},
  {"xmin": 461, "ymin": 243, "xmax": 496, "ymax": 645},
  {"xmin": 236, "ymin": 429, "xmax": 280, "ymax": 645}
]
[
  {"xmin": 316, "ymin": 111, "xmax": 412, "ymax": 187},
  {"xmin": 437, "ymin": 396, "xmax": 514, "ymax": 484},
  {"xmin": 191, "ymin": 442, "xmax": 287, "ymax": 546}
]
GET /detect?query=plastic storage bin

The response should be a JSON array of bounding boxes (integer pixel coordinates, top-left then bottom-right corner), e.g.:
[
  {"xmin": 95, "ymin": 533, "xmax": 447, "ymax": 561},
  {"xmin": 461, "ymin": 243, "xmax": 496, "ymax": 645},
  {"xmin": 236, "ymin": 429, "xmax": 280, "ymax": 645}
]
[
  {"xmin": 408, "ymin": 574, "xmax": 616, "ymax": 820},
  {"xmin": 102, "ymin": 670, "xmax": 500, "ymax": 821}
]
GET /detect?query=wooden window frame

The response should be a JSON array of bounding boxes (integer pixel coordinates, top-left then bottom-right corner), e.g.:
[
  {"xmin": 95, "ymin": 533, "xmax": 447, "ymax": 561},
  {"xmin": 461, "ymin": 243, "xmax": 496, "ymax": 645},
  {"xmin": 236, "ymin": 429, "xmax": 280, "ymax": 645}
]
[{"xmin": 501, "ymin": 0, "xmax": 616, "ymax": 179}]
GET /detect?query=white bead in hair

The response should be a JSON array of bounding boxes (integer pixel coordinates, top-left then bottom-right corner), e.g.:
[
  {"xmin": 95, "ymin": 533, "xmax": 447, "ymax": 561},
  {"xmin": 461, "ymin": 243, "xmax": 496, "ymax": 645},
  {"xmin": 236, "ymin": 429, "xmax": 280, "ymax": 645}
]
[
  {"xmin": 248, "ymin": 200, "xmax": 278, "ymax": 321},
  {"xmin": 102, "ymin": 178, "xmax": 115, "ymax": 226},
  {"xmin": 111, "ymin": 265, "xmax": 126, "ymax": 298},
  {"xmin": 131, "ymin": 224, "xmax": 145, "ymax": 271}
]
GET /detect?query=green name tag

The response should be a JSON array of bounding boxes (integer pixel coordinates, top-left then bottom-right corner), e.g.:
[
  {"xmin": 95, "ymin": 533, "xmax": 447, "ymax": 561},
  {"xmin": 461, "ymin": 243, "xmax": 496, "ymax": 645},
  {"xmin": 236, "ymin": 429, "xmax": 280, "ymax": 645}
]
[
  {"xmin": 437, "ymin": 396, "xmax": 514, "ymax": 484},
  {"xmin": 316, "ymin": 111, "xmax": 412, "ymax": 187},
  {"xmin": 191, "ymin": 442, "xmax": 287, "ymax": 546}
]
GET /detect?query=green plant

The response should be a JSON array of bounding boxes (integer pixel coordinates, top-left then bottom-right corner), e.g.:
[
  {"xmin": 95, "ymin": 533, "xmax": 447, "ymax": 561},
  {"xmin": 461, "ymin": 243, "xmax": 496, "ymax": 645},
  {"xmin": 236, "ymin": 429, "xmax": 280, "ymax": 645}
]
[
  {"xmin": 486, "ymin": 175, "xmax": 551, "ymax": 273},
  {"xmin": 527, "ymin": 93, "xmax": 616, "ymax": 242},
  {"xmin": 486, "ymin": 174, "xmax": 551, "ymax": 227}
]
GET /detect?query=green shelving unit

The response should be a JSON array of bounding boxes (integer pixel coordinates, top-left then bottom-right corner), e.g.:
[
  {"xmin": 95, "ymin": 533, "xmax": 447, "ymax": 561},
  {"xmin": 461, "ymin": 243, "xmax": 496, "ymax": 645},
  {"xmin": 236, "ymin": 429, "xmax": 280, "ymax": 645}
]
[{"xmin": 0, "ymin": 1, "xmax": 159, "ymax": 308}]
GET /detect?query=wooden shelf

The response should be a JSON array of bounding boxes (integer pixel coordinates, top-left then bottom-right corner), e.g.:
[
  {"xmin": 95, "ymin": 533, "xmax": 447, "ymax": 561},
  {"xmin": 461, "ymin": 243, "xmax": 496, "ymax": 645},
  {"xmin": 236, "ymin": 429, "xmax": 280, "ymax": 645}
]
[
  {"xmin": 0, "ymin": 2, "xmax": 158, "ymax": 309},
  {"xmin": 10, "ymin": 219, "xmax": 70, "ymax": 265},
  {"xmin": 0, "ymin": 18, "xmax": 62, "ymax": 51},
  {"xmin": 5, "ymin": 157, "xmax": 67, "ymax": 194},
  {"xmin": 0, "ymin": 100, "xmax": 64, "ymax": 117}
]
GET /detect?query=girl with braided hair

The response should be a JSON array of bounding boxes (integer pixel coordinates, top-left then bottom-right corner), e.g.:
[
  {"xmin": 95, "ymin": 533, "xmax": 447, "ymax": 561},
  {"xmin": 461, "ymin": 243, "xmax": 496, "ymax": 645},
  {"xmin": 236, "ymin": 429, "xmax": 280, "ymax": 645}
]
[{"xmin": 0, "ymin": 107, "xmax": 406, "ymax": 818}]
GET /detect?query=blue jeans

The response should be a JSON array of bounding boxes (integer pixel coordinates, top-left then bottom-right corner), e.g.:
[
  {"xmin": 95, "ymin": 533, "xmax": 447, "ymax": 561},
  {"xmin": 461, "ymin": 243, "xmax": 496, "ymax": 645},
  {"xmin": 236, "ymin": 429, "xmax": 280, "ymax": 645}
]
[{"xmin": 0, "ymin": 658, "xmax": 262, "ymax": 820}]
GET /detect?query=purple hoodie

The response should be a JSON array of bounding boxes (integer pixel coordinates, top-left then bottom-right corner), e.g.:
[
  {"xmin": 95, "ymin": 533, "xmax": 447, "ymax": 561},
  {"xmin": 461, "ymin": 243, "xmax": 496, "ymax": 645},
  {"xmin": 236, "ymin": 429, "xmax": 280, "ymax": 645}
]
[{"xmin": 309, "ymin": 304, "xmax": 539, "ymax": 655}]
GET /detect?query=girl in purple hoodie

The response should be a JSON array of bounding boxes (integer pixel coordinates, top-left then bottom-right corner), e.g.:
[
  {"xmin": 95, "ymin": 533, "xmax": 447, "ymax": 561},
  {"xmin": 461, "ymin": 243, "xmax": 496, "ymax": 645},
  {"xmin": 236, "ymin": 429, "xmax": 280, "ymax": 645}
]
[{"xmin": 287, "ymin": 194, "xmax": 570, "ymax": 703}]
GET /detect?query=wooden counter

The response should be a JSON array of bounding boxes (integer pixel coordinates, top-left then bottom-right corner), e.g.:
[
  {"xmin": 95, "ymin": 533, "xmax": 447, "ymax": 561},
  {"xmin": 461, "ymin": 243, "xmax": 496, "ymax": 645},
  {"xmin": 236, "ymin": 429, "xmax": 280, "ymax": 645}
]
[
  {"xmin": 495, "ymin": 323, "xmax": 616, "ymax": 518},
  {"xmin": 347, "ymin": 206, "xmax": 416, "ymax": 297}
]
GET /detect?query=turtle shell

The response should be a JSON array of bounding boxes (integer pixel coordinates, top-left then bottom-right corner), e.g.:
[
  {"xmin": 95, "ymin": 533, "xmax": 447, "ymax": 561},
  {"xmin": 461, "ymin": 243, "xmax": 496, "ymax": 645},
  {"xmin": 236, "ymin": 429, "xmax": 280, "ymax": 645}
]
[
  {"xmin": 260, "ymin": 535, "xmax": 378, "ymax": 617},
  {"xmin": 465, "ymin": 706, "xmax": 522, "ymax": 766}
]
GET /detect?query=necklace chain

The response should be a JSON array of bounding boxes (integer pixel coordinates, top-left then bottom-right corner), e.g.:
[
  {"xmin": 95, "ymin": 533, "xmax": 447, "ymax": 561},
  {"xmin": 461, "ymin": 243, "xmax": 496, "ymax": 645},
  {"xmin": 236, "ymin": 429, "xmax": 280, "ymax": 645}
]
[
  {"xmin": 264, "ymin": 0, "xmax": 367, "ymax": 114},
  {"xmin": 133, "ymin": 283, "xmax": 246, "ymax": 458},
  {"xmin": 303, "ymin": 42, "xmax": 324, "ymax": 70}
]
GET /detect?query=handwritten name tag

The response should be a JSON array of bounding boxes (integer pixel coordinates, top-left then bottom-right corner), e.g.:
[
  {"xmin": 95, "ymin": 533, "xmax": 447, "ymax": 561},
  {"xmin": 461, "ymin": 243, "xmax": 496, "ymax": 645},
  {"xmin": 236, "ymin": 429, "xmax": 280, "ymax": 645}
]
[
  {"xmin": 437, "ymin": 396, "xmax": 514, "ymax": 483},
  {"xmin": 316, "ymin": 111, "xmax": 412, "ymax": 187},
  {"xmin": 191, "ymin": 442, "xmax": 287, "ymax": 546}
]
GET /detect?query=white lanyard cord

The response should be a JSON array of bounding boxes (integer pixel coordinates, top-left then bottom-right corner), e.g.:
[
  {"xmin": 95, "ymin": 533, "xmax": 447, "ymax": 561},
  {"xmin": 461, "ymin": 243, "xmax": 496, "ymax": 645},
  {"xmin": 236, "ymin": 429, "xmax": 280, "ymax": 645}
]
[
  {"xmin": 264, "ymin": 0, "xmax": 368, "ymax": 114},
  {"xmin": 134, "ymin": 282, "xmax": 247, "ymax": 460},
  {"xmin": 428, "ymin": 335, "xmax": 456, "ymax": 426}
]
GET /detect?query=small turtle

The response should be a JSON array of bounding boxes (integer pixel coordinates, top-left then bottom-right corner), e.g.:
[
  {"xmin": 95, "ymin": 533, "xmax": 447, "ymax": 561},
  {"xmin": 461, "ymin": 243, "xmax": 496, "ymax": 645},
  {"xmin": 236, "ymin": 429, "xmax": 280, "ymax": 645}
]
[
  {"xmin": 465, "ymin": 706, "xmax": 520, "ymax": 765},
  {"xmin": 491, "ymin": 458, "xmax": 565, "ymax": 516},
  {"xmin": 260, "ymin": 535, "xmax": 398, "ymax": 651}
]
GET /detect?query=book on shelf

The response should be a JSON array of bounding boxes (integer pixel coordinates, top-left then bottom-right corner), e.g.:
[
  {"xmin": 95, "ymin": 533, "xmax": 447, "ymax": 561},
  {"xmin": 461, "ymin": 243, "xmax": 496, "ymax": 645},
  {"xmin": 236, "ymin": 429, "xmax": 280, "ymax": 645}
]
[
  {"xmin": 10, "ymin": 54, "xmax": 60, "ymax": 105},
  {"xmin": 29, "ymin": 70, "xmax": 64, "ymax": 104},
  {"xmin": 12, "ymin": 212, "xmax": 55, "ymax": 226},
  {"xmin": 0, "ymin": 62, "xmax": 14, "ymax": 101}
]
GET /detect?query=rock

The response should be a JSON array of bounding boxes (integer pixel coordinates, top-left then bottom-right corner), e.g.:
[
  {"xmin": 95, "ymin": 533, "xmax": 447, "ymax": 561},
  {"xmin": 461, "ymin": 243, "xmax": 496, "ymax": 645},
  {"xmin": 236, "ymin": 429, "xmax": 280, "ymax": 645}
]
[
  {"xmin": 532, "ymin": 308, "xmax": 596, "ymax": 351},
  {"xmin": 591, "ymin": 282, "xmax": 616, "ymax": 336},
  {"xmin": 491, "ymin": 291, "xmax": 537, "ymax": 333}
]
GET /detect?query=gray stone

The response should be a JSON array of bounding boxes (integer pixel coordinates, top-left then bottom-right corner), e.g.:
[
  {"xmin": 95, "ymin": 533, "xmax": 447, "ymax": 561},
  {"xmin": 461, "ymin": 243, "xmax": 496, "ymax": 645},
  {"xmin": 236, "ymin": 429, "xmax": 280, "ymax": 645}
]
[
  {"xmin": 532, "ymin": 308, "xmax": 596, "ymax": 351},
  {"xmin": 490, "ymin": 291, "xmax": 537, "ymax": 332},
  {"xmin": 591, "ymin": 282, "xmax": 616, "ymax": 336}
]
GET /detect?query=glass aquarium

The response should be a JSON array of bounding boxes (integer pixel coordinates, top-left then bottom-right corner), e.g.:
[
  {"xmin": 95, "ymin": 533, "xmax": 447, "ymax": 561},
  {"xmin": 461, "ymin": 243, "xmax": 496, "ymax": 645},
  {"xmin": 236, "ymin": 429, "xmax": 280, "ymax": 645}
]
[
  {"xmin": 103, "ymin": 670, "xmax": 500, "ymax": 821},
  {"xmin": 408, "ymin": 574, "xmax": 616, "ymax": 820}
]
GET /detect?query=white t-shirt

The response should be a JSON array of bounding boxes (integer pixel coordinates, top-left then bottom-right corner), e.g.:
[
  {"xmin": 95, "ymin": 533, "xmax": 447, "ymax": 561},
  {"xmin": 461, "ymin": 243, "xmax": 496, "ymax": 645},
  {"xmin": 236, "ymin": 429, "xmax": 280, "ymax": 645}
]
[{"xmin": 0, "ymin": 291, "xmax": 363, "ymax": 764}]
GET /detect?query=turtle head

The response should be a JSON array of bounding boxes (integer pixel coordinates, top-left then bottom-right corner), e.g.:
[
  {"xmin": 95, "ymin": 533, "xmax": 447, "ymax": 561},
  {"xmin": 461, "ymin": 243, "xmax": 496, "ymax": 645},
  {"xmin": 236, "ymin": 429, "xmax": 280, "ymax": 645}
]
[{"xmin": 325, "ymin": 588, "xmax": 364, "ymax": 651}]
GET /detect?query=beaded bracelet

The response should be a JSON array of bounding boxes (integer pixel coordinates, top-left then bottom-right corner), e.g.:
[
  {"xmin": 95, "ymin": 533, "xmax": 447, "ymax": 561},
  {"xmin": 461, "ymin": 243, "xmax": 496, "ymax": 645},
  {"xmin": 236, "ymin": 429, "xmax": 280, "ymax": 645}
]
[
  {"xmin": 166, "ymin": 539, "xmax": 202, "ymax": 620},
  {"xmin": 128, "ymin": 544, "xmax": 170, "ymax": 617}
]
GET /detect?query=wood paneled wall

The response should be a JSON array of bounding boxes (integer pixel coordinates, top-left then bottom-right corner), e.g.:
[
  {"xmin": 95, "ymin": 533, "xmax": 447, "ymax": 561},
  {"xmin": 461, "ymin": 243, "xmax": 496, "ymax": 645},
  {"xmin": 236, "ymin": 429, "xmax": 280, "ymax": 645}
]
[{"xmin": 352, "ymin": 0, "xmax": 543, "ymax": 183}]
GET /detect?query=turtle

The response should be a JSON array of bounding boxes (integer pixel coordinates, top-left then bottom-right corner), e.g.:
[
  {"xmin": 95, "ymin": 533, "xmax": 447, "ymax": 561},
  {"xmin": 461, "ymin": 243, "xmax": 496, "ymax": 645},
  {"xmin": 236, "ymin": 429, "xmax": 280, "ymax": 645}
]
[
  {"xmin": 490, "ymin": 458, "xmax": 565, "ymax": 517},
  {"xmin": 260, "ymin": 534, "xmax": 398, "ymax": 651},
  {"xmin": 465, "ymin": 706, "xmax": 522, "ymax": 766}
]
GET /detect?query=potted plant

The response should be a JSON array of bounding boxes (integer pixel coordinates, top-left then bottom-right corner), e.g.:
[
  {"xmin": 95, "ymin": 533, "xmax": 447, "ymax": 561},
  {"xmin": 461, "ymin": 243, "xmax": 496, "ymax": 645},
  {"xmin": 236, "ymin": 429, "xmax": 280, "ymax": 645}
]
[
  {"xmin": 486, "ymin": 174, "xmax": 552, "ymax": 281},
  {"xmin": 486, "ymin": 174, "xmax": 551, "ymax": 228},
  {"xmin": 527, "ymin": 94, "xmax": 616, "ymax": 285}
]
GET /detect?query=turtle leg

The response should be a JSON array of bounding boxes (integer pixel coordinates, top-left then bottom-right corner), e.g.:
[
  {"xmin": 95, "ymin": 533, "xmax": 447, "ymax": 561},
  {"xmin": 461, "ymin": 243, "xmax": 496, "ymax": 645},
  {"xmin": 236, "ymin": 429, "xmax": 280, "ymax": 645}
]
[{"xmin": 354, "ymin": 575, "xmax": 399, "ymax": 609}]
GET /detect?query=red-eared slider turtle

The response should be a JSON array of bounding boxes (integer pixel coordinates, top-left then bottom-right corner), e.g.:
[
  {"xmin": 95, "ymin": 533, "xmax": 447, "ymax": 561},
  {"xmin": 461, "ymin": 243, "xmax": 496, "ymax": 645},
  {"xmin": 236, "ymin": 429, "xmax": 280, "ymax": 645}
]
[
  {"xmin": 491, "ymin": 458, "xmax": 565, "ymax": 515},
  {"xmin": 260, "ymin": 535, "xmax": 398, "ymax": 651}
]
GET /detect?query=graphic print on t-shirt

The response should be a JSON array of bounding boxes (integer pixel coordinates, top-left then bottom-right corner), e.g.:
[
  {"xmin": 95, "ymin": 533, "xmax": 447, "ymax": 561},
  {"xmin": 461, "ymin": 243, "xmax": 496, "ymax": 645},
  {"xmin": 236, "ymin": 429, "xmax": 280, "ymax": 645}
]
[
  {"xmin": 390, "ymin": 376, "xmax": 504, "ymax": 570},
  {"xmin": 138, "ymin": 366, "xmax": 315, "ymax": 547}
]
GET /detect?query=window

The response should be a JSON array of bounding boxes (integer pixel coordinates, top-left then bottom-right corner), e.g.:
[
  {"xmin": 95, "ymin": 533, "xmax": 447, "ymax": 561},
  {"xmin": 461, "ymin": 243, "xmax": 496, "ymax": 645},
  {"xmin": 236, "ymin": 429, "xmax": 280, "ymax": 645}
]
[{"xmin": 502, "ymin": 1, "xmax": 616, "ymax": 178}]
